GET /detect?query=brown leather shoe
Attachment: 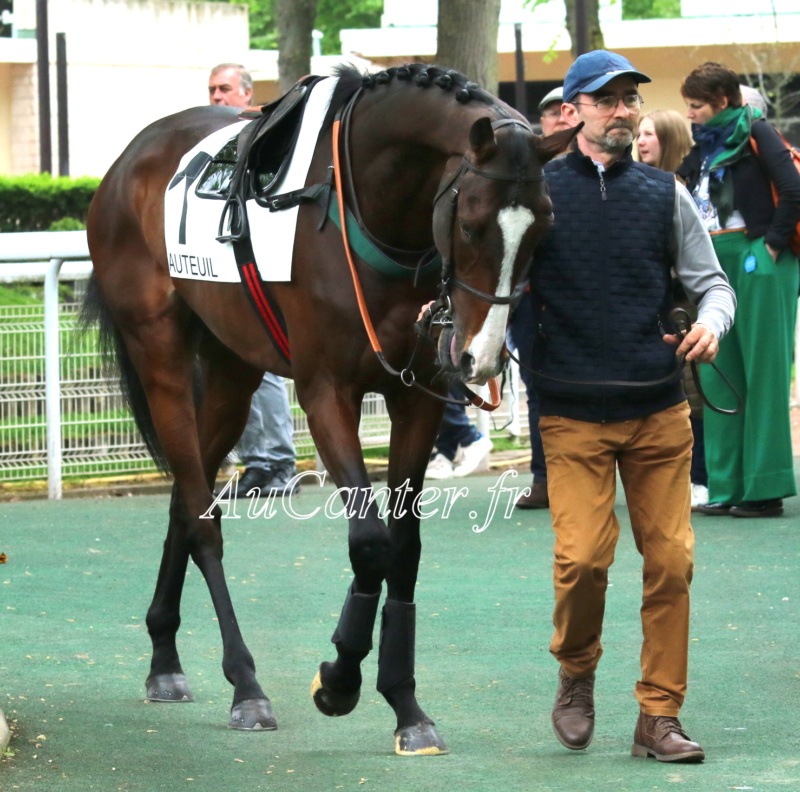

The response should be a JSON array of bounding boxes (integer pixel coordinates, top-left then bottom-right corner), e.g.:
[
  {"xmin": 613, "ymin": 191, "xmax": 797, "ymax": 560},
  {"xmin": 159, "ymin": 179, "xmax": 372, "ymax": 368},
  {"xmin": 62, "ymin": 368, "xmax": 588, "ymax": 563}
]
[
  {"xmin": 552, "ymin": 668, "xmax": 595, "ymax": 750},
  {"xmin": 516, "ymin": 480, "xmax": 549, "ymax": 509},
  {"xmin": 631, "ymin": 713, "xmax": 705, "ymax": 762}
]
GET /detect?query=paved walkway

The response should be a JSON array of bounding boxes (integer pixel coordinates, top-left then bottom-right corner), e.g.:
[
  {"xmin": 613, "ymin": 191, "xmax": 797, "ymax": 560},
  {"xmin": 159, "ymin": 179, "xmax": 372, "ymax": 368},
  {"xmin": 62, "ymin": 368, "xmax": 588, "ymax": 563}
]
[{"xmin": 1, "ymin": 468, "xmax": 799, "ymax": 790}]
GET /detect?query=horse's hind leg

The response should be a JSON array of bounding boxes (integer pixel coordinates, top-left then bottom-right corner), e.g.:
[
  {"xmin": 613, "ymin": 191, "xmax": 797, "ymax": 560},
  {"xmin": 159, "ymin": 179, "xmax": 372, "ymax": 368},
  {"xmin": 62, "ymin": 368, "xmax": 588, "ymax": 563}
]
[
  {"xmin": 194, "ymin": 343, "xmax": 277, "ymax": 729},
  {"xmin": 379, "ymin": 389, "xmax": 449, "ymax": 755},
  {"xmin": 121, "ymin": 311, "xmax": 273, "ymax": 729}
]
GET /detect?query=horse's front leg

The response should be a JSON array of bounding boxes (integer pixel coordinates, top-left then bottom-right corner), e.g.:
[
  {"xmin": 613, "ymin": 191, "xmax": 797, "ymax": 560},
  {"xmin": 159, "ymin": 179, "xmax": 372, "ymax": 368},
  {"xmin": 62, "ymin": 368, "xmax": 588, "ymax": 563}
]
[
  {"xmin": 304, "ymin": 385, "xmax": 394, "ymax": 719},
  {"xmin": 379, "ymin": 389, "xmax": 450, "ymax": 755}
]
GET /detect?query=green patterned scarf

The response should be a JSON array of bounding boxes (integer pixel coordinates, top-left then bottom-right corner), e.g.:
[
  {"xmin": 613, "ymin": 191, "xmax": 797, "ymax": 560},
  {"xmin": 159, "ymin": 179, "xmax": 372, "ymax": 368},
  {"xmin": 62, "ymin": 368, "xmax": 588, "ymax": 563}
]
[{"xmin": 699, "ymin": 104, "xmax": 762, "ymax": 225}]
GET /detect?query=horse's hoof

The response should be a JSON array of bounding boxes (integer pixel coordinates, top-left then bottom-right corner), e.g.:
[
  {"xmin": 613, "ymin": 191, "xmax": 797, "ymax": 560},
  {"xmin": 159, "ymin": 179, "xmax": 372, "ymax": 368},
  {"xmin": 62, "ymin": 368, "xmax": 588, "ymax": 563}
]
[
  {"xmin": 229, "ymin": 698, "xmax": 277, "ymax": 731},
  {"xmin": 394, "ymin": 723, "xmax": 449, "ymax": 756},
  {"xmin": 311, "ymin": 668, "xmax": 360, "ymax": 717},
  {"xmin": 145, "ymin": 673, "xmax": 194, "ymax": 702}
]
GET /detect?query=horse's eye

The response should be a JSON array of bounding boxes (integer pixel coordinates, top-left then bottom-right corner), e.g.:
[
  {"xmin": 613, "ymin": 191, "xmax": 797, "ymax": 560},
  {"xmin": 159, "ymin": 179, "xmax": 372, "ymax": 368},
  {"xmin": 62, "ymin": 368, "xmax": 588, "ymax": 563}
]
[{"xmin": 460, "ymin": 220, "xmax": 474, "ymax": 240}]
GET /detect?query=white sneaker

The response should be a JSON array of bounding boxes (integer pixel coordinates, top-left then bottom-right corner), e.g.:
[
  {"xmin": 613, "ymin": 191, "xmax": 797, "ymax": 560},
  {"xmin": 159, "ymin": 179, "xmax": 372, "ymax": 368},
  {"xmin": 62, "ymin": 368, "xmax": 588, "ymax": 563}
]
[
  {"xmin": 691, "ymin": 483, "xmax": 709, "ymax": 509},
  {"xmin": 452, "ymin": 435, "xmax": 493, "ymax": 477},
  {"xmin": 426, "ymin": 453, "xmax": 455, "ymax": 480}
]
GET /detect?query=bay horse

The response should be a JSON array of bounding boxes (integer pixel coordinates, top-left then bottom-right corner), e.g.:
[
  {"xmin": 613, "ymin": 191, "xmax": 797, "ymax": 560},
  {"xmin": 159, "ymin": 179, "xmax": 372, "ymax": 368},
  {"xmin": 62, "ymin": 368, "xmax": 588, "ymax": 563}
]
[{"xmin": 84, "ymin": 63, "xmax": 576, "ymax": 755}]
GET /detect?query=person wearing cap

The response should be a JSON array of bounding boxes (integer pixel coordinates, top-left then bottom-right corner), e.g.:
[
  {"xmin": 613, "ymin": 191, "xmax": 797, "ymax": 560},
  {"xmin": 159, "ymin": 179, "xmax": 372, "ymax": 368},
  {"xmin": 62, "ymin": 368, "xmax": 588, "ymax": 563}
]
[
  {"xmin": 530, "ymin": 50, "xmax": 735, "ymax": 762},
  {"xmin": 507, "ymin": 86, "xmax": 569, "ymax": 510},
  {"xmin": 538, "ymin": 86, "xmax": 570, "ymax": 137}
]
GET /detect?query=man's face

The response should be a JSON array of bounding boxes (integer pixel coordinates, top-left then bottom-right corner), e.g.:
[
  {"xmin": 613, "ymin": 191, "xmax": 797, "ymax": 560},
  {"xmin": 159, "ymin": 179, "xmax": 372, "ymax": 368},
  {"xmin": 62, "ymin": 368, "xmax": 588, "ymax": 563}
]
[
  {"xmin": 209, "ymin": 68, "xmax": 252, "ymax": 107},
  {"xmin": 540, "ymin": 101, "xmax": 569, "ymax": 137},
  {"xmin": 564, "ymin": 75, "xmax": 641, "ymax": 155}
]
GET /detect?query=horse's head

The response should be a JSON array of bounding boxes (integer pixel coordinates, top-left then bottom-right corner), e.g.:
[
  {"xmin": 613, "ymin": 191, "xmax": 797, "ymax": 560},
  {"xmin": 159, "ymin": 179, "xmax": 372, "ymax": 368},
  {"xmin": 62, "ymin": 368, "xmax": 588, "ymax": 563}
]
[{"xmin": 431, "ymin": 118, "xmax": 579, "ymax": 384}]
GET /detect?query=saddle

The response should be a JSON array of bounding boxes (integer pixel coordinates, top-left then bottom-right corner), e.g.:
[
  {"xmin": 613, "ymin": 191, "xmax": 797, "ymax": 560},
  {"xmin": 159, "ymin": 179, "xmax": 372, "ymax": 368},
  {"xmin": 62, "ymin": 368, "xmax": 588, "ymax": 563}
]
[{"xmin": 196, "ymin": 75, "xmax": 327, "ymax": 240}]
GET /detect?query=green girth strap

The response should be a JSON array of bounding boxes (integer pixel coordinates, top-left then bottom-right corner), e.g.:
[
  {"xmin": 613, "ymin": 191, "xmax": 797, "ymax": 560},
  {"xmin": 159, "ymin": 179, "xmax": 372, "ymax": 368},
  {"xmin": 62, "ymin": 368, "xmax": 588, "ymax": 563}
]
[{"xmin": 326, "ymin": 192, "xmax": 442, "ymax": 281}]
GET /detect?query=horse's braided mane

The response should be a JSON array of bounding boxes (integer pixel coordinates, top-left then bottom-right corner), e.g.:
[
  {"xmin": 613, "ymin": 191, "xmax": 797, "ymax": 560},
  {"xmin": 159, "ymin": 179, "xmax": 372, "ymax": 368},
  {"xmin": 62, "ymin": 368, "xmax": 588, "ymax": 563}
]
[{"xmin": 323, "ymin": 62, "xmax": 502, "ymax": 130}]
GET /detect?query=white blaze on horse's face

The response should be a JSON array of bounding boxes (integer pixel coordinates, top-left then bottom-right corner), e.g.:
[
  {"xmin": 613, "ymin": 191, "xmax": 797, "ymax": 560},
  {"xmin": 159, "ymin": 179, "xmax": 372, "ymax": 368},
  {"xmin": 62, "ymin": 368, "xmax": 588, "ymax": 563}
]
[{"xmin": 465, "ymin": 205, "xmax": 535, "ymax": 382}]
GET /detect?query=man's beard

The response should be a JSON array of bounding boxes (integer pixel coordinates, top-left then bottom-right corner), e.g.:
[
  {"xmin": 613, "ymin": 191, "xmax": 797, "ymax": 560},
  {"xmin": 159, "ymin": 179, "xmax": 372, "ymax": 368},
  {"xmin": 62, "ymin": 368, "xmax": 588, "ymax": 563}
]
[{"xmin": 598, "ymin": 123, "xmax": 635, "ymax": 153}]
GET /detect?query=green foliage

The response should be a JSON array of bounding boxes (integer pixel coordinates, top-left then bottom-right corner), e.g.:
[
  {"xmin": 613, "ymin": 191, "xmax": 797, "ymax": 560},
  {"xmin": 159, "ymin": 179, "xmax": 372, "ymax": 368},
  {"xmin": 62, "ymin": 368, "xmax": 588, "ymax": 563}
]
[
  {"xmin": 225, "ymin": 0, "xmax": 384, "ymax": 55},
  {"xmin": 316, "ymin": 0, "xmax": 383, "ymax": 54},
  {"xmin": 525, "ymin": 0, "xmax": 681, "ymax": 20},
  {"xmin": 0, "ymin": 174, "xmax": 100, "ymax": 232},
  {"xmin": 48, "ymin": 216, "xmax": 87, "ymax": 231},
  {"xmin": 622, "ymin": 0, "xmax": 681, "ymax": 20},
  {"xmin": 0, "ymin": 284, "xmax": 40, "ymax": 306}
]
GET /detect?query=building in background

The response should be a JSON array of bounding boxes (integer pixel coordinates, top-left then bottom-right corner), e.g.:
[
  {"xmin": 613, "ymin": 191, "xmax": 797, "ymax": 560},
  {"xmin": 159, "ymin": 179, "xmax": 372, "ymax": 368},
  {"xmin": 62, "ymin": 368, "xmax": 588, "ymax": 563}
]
[
  {"xmin": 0, "ymin": 0, "xmax": 368, "ymax": 177},
  {"xmin": 0, "ymin": 0, "xmax": 798, "ymax": 178},
  {"xmin": 344, "ymin": 1, "xmax": 800, "ymax": 137}
]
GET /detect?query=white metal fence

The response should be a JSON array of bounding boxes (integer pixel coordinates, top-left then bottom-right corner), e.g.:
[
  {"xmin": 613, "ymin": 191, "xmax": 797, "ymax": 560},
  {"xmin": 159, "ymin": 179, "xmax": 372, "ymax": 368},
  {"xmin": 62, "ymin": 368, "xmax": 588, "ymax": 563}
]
[
  {"xmin": 1, "ymin": 232, "xmax": 525, "ymax": 499},
  {"xmin": 0, "ymin": 297, "xmax": 397, "ymax": 479}
]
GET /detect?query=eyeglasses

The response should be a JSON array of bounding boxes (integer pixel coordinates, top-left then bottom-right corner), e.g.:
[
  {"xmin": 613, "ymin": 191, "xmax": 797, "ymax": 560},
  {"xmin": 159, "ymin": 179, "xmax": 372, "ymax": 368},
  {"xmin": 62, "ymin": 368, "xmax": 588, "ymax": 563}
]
[{"xmin": 572, "ymin": 94, "xmax": 644, "ymax": 113}]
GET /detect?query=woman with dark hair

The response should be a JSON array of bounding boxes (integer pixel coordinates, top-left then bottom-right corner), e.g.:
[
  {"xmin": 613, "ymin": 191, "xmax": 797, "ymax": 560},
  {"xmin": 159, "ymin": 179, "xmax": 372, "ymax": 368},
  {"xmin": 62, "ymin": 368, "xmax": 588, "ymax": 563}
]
[{"xmin": 678, "ymin": 62, "xmax": 800, "ymax": 518}]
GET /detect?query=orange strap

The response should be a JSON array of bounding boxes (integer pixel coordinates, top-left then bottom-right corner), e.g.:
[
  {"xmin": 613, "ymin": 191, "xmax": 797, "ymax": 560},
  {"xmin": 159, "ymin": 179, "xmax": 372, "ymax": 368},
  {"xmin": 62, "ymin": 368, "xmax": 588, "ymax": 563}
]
[
  {"xmin": 330, "ymin": 119, "xmax": 501, "ymax": 412},
  {"xmin": 709, "ymin": 227, "xmax": 746, "ymax": 236}
]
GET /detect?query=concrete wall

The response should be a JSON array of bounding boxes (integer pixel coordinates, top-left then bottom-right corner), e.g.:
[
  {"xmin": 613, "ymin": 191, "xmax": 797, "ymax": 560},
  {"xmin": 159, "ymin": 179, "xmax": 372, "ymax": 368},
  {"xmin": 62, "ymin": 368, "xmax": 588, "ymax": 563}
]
[{"xmin": 1, "ymin": 0, "xmax": 278, "ymax": 177}]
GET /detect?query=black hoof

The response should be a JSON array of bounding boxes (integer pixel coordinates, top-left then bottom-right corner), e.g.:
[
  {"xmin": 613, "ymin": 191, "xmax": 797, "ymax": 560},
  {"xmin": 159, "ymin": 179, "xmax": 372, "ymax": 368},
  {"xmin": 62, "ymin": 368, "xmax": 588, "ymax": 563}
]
[
  {"xmin": 145, "ymin": 673, "xmax": 194, "ymax": 702},
  {"xmin": 311, "ymin": 666, "xmax": 360, "ymax": 717},
  {"xmin": 394, "ymin": 723, "xmax": 449, "ymax": 756},
  {"xmin": 229, "ymin": 698, "xmax": 277, "ymax": 731}
]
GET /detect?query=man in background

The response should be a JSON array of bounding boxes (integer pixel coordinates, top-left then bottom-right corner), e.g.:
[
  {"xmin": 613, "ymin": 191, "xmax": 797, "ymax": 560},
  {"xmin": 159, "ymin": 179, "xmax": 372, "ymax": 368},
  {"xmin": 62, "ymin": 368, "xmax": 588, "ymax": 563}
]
[
  {"xmin": 208, "ymin": 63, "xmax": 253, "ymax": 107},
  {"xmin": 207, "ymin": 63, "xmax": 300, "ymax": 496},
  {"xmin": 509, "ymin": 85, "xmax": 567, "ymax": 509}
]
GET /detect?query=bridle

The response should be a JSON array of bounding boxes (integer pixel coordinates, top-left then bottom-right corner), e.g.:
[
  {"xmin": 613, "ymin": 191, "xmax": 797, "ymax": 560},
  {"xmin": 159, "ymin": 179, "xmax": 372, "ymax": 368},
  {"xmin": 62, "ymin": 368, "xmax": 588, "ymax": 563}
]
[
  {"xmin": 332, "ymin": 99, "xmax": 545, "ymax": 410},
  {"xmin": 429, "ymin": 118, "xmax": 547, "ymax": 312}
]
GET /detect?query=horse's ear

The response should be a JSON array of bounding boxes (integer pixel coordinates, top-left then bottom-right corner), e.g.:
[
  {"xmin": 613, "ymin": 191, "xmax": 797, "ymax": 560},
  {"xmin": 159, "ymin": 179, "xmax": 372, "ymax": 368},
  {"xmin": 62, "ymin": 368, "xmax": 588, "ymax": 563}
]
[
  {"xmin": 536, "ymin": 122, "xmax": 583, "ymax": 164},
  {"xmin": 469, "ymin": 117, "xmax": 497, "ymax": 163}
]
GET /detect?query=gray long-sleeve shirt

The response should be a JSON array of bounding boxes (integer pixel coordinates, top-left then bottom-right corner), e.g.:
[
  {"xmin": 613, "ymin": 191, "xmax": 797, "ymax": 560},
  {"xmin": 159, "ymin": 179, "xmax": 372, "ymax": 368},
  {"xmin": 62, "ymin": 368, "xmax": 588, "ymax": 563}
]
[{"xmin": 669, "ymin": 182, "xmax": 737, "ymax": 340}]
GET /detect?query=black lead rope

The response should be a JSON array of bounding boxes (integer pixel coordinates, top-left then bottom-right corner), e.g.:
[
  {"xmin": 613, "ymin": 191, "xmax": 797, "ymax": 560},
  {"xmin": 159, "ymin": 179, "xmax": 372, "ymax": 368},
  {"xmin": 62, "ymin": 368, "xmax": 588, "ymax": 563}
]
[
  {"xmin": 668, "ymin": 308, "xmax": 743, "ymax": 416},
  {"xmin": 507, "ymin": 307, "xmax": 743, "ymax": 416}
]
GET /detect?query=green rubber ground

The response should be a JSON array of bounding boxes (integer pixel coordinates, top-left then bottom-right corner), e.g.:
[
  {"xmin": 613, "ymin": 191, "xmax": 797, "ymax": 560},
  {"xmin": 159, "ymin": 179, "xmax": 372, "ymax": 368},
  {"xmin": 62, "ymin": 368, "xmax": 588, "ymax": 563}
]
[{"xmin": 1, "ymin": 467, "xmax": 798, "ymax": 791}]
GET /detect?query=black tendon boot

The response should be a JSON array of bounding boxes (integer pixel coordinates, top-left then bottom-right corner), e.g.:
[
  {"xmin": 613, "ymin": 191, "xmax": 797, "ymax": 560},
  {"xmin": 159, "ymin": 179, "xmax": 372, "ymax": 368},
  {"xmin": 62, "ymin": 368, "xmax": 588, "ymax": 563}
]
[
  {"xmin": 377, "ymin": 599, "xmax": 448, "ymax": 756},
  {"xmin": 311, "ymin": 583, "xmax": 380, "ymax": 717}
]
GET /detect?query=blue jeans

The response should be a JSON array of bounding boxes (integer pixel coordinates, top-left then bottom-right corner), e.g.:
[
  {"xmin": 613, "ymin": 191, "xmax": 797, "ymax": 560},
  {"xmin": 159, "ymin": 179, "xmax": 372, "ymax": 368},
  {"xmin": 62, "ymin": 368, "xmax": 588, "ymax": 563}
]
[
  {"xmin": 236, "ymin": 373, "xmax": 296, "ymax": 470},
  {"xmin": 434, "ymin": 388, "xmax": 481, "ymax": 461},
  {"xmin": 507, "ymin": 292, "xmax": 547, "ymax": 483}
]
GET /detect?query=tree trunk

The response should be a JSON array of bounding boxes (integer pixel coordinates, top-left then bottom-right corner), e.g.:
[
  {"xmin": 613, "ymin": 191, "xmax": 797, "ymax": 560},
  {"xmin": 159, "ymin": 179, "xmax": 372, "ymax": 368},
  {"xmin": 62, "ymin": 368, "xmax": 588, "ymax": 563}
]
[
  {"xmin": 276, "ymin": 0, "xmax": 318, "ymax": 94},
  {"xmin": 436, "ymin": 0, "xmax": 502, "ymax": 95},
  {"xmin": 565, "ymin": 0, "xmax": 605, "ymax": 59}
]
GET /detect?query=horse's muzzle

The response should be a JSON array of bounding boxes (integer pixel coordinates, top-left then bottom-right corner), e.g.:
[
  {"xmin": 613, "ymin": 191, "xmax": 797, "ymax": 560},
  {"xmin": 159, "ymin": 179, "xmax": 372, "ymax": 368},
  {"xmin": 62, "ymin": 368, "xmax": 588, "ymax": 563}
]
[
  {"xmin": 438, "ymin": 327, "xmax": 506, "ymax": 385},
  {"xmin": 437, "ymin": 327, "xmax": 460, "ymax": 374}
]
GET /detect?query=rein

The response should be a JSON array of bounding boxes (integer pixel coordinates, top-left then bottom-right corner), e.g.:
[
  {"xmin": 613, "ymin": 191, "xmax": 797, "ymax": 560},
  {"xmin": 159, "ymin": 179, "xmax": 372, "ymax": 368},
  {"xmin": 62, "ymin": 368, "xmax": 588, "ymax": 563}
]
[
  {"xmin": 508, "ymin": 307, "xmax": 743, "ymax": 416},
  {"xmin": 330, "ymin": 96, "xmax": 501, "ymax": 411}
]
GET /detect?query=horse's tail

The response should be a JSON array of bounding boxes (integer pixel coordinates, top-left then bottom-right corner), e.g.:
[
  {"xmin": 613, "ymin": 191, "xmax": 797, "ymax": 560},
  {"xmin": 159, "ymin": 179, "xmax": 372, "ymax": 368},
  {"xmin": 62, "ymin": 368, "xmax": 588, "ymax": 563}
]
[{"xmin": 79, "ymin": 275, "xmax": 170, "ymax": 472}]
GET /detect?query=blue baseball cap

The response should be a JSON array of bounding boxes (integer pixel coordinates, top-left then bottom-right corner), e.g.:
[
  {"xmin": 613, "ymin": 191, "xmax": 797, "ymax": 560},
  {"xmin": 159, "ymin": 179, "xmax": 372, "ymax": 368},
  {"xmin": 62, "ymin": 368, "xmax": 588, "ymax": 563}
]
[{"xmin": 563, "ymin": 50, "xmax": 651, "ymax": 103}]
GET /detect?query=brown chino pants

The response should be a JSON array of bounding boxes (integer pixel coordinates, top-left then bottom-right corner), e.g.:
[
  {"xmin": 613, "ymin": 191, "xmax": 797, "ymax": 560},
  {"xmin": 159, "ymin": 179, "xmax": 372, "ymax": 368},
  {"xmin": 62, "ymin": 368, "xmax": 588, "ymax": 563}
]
[{"xmin": 540, "ymin": 402, "xmax": 695, "ymax": 716}]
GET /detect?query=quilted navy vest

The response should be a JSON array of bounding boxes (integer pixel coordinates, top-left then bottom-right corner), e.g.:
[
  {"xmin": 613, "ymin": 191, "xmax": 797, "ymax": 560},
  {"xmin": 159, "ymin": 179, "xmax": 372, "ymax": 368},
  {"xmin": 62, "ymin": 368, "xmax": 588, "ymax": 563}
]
[{"xmin": 530, "ymin": 151, "xmax": 685, "ymax": 422}]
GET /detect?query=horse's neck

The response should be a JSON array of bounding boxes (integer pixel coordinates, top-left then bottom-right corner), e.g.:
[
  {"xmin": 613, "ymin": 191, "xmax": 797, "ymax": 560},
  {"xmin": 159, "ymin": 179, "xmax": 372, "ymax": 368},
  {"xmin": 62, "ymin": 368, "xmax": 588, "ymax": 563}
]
[
  {"xmin": 349, "ymin": 92, "xmax": 500, "ymax": 248},
  {"xmin": 363, "ymin": 89, "xmax": 500, "ymax": 158}
]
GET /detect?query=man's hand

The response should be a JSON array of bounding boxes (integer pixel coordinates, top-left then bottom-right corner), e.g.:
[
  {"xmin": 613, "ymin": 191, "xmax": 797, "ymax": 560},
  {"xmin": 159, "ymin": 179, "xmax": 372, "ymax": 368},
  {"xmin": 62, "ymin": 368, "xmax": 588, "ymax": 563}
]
[
  {"xmin": 663, "ymin": 322, "xmax": 719, "ymax": 363},
  {"xmin": 417, "ymin": 300, "xmax": 436, "ymax": 323}
]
